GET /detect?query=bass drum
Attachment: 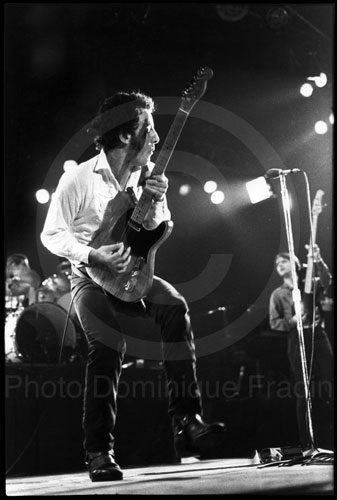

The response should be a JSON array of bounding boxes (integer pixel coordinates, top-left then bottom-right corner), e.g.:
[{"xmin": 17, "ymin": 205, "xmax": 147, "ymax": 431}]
[{"xmin": 15, "ymin": 302, "xmax": 77, "ymax": 363}]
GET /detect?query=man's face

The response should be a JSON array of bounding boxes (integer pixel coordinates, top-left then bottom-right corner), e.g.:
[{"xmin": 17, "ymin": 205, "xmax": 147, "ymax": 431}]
[
  {"xmin": 275, "ymin": 257, "xmax": 292, "ymax": 278},
  {"xmin": 129, "ymin": 109, "xmax": 159, "ymax": 165}
]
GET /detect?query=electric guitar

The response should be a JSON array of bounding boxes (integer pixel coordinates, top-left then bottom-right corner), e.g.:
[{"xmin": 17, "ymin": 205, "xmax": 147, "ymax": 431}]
[
  {"xmin": 302, "ymin": 189, "xmax": 325, "ymax": 327},
  {"xmin": 86, "ymin": 67, "xmax": 214, "ymax": 302}
]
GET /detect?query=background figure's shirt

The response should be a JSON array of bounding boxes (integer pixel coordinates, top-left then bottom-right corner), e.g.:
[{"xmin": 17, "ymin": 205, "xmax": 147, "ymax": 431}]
[
  {"xmin": 269, "ymin": 276, "xmax": 328, "ymax": 332},
  {"xmin": 41, "ymin": 149, "xmax": 171, "ymax": 266},
  {"xmin": 269, "ymin": 283, "xmax": 296, "ymax": 332}
]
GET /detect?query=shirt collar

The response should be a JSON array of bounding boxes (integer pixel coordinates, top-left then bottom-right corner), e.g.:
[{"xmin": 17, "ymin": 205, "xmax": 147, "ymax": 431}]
[
  {"xmin": 93, "ymin": 149, "xmax": 149, "ymax": 190},
  {"xmin": 93, "ymin": 149, "xmax": 114, "ymax": 174}
]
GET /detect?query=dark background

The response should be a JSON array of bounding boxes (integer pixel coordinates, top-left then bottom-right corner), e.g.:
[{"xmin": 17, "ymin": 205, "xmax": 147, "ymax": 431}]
[
  {"xmin": 4, "ymin": 3, "xmax": 334, "ymax": 474},
  {"xmin": 4, "ymin": 3, "xmax": 333, "ymax": 321}
]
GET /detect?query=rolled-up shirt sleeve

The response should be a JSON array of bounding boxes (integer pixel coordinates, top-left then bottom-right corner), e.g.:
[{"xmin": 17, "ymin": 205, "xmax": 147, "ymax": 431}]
[
  {"xmin": 143, "ymin": 197, "xmax": 171, "ymax": 229},
  {"xmin": 141, "ymin": 162, "xmax": 171, "ymax": 229},
  {"xmin": 40, "ymin": 170, "xmax": 92, "ymax": 265}
]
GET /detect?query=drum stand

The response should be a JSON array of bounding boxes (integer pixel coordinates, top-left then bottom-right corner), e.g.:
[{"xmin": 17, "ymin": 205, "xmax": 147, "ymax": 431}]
[{"xmin": 5, "ymin": 291, "xmax": 24, "ymax": 363}]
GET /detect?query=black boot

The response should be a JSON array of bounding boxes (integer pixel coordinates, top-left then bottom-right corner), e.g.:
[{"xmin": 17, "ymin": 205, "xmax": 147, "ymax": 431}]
[
  {"xmin": 174, "ymin": 414, "xmax": 226, "ymax": 458},
  {"xmin": 86, "ymin": 450, "xmax": 123, "ymax": 482}
]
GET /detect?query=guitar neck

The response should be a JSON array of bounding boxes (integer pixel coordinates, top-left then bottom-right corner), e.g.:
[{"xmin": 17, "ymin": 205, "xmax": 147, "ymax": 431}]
[
  {"xmin": 151, "ymin": 109, "xmax": 189, "ymax": 176},
  {"xmin": 130, "ymin": 109, "xmax": 189, "ymax": 227},
  {"xmin": 304, "ymin": 215, "xmax": 318, "ymax": 294}
]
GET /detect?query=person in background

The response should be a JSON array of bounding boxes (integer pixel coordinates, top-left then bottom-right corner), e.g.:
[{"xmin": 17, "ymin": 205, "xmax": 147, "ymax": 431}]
[
  {"xmin": 41, "ymin": 90, "xmax": 226, "ymax": 482},
  {"xmin": 269, "ymin": 247, "xmax": 333, "ymax": 450},
  {"xmin": 5, "ymin": 253, "xmax": 40, "ymax": 307}
]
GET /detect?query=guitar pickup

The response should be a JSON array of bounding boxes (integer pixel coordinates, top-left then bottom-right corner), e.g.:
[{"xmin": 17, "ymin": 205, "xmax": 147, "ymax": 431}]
[{"xmin": 128, "ymin": 219, "xmax": 142, "ymax": 232}]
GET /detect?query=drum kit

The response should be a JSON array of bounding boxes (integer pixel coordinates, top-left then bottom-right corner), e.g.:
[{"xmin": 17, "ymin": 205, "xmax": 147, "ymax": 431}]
[{"xmin": 5, "ymin": 260, "xmax": 83, "ymax": 364}]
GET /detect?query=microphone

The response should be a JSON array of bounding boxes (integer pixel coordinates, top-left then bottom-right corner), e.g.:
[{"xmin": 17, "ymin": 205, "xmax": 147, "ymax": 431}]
[{"xmin": 265, "ymin": 168, "xmax": 302, "ymax": 179}]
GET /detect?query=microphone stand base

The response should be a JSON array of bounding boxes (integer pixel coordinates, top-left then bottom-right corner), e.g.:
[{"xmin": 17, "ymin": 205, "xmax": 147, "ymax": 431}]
[{"xmin": 257, "ymin": 445, "xmax": 334, "ymax": 468}]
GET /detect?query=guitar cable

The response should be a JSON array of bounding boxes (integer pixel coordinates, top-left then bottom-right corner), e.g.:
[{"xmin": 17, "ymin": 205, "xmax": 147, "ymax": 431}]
[{"xmin": 57, "ymin": 290, "xmax": 78, "ymax": 364}]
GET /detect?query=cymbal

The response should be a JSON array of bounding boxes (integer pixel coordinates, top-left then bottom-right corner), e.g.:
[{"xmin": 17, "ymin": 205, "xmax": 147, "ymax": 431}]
[
  {"xmin": 6, "ymin": 268, "xmax": 41, "ymax": 292},
  {"xmin": 6, "ymin": 277, "xmax": 31, "ymax": 296}
]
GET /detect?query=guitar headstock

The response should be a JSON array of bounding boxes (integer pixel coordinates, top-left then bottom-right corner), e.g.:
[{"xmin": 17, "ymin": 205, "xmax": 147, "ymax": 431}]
[
  {"xmin": 312, "ymin": 189, "xmax": 325, "ymax": 216},
  {"xmin": 180, "ymin": 66, "xmax": 213, "ymax": 114}
]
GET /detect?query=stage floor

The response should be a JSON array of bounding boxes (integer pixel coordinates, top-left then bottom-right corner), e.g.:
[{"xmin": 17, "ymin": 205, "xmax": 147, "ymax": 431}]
[{"xmin": 6, "ymin": 454, "xmax": 333, "ymax": 495}]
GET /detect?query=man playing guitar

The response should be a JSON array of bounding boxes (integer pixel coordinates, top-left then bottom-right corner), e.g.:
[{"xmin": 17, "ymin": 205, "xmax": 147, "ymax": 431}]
[{"xmin": 41, "ymin": 87, "xmax": 226, "ymax": 482}]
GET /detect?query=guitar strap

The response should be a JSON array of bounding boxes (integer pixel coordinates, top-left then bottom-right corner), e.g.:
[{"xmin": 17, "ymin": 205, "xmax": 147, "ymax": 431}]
[
  {"xmin": 123, "ymin": 164, "xmax": 150, "ymax": 208},
  {"xmin": 126, "ymin": 187, "xmax": 139, "ymax": 206},
  {"xmin": 138, "ymin": 164, "xmax": 150, "ymax": 186}
]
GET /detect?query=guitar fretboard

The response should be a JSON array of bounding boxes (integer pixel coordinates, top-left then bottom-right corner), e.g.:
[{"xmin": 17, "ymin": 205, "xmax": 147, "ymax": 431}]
[
  {"xmin": 304, "ymin": 216, "xmax": 318, "ymax": 294},
  {"xmin": 130, "ymin": 109, "xmax": 189, "ymax": 227},
  {"xmin": 304, "ymin": 190, "xmax": 324, "ymax": 294}
]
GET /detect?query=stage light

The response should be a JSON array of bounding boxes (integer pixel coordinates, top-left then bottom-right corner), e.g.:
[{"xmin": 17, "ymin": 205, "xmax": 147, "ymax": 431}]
[
  {"xmin": 204, "ymin": 180, "xmax": 217, "ymax": 193},
  {"xmin": 314, "ymin": 121, "xmax": 328, "ymax": 135},
  {"xmin": 329, "ymin": 113, "xmax": 334, "ymax": 125},
  {"xmin": 179, "ymin": 184, "xmax": 191, "ymax": 196},
  {"xmin": 266, "ymin": 6, "xmax": 291, "ymax": 30},
  {"xmin": 215, "ymin": 4, "xmax": 249, "ymax": 22},
  {"xmin": 299, "ymin": 83, "xmax": 313, "ymax": 97},
  {"xmin": 308, "ymin": 72, "xmax": 327, "ymax": 88},
  {"xmin": 316, "ymin": 73, "xmax": 327, "ymax": 88},
  {"xmin": 35, "ymin": 189, "xmax": 50, "ymax": 204},
  {"xmin": 246, "ymin": 176, "xmax": 273, "ymax": 204},
  {"xmin": 63, "ymin": 160, "xmax": 78, "ymax": 171},
  {"xmin": 210, "ymin": 190, "xmax": 225, "ymax": 204}
]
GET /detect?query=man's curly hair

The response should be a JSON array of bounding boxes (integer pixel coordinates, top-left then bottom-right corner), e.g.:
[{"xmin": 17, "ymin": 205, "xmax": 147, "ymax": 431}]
[{"xmin": 88, "ymin": 91, "xmax": 156, "ymax": 152}]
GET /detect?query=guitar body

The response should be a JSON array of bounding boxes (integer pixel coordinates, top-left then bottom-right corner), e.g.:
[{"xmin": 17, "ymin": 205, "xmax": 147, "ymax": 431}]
[{"xmin": 86, "ymin": 196, "xmax": 173, "ymax": 301}]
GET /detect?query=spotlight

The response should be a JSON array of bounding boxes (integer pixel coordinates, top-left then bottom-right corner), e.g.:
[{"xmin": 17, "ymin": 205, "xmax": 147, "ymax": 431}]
[
  {"xmin": 314, "ymin": 121, "xmax": 328, "ymax": 135},
  {"xmin": 179, "ymin": 184, "xmax": 191, "ymax": 196},
  {"xmin": 215, "ymin": 4, "xmax": 249, "ymax": 22},
  {"xmin": 307, "ymin": 72, "xmax": 328, "ymax": 88},
  {"xmin": 203, "ymin": 181, "xmax": 217, "ymax": 193},
  {"xmin": 315, "ymin": 72, "xmax": 328, "ymax": 88},
  {"xmin": 329, "ymin": 113, "xmax": 334, "ymax": 125},
  {"xmin": 210, "ymin": 191, "xmax": 225, "ymax": 205},
  {"xmin": 266, "ymin": 7, "xmax": 291, "ymax": 30},
  {"xmin": 35, "ymin": 189, "xmax": 50, "ymax": 204},
  {"xmin": 246, "ymin": 176, "xmax": 274, "ymax": 204},
  {"xmin": 300, "ymin": 83, "xmax": 313, "ymax": 97},
  {"xmin": 63, "ymin": 160, "xmax": 78, "ymax": 172}
]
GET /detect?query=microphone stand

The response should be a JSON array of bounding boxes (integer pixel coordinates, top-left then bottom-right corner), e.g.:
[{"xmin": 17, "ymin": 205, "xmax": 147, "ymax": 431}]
[
  {"xmin": 259, "ymin": 172, "xmax": 333, "ymax": 468},
  {"xmin": 278, "ymin": 173, "xmax": 315, "ymax": 453}
]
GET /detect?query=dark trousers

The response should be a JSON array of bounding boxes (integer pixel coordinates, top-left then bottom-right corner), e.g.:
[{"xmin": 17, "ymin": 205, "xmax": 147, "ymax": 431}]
[
  {"xmin": 71, "ymin": 272, "xmax": 202, "ymax": 453},
  {"xmin": 287, "ymin": 327, "xmax": 333, "ymax": 447}
]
